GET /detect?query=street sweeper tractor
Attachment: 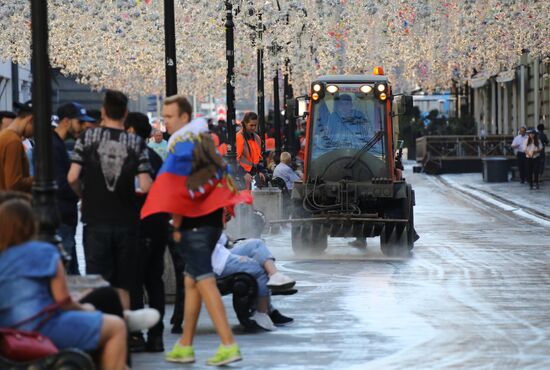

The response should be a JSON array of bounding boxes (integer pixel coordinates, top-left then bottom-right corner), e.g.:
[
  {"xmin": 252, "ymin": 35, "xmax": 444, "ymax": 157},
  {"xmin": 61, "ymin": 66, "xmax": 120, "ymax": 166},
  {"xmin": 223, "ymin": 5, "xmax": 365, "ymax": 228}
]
[{"xmin": 289, "ymin": 68, "xmax": 418, "ymax": 256}]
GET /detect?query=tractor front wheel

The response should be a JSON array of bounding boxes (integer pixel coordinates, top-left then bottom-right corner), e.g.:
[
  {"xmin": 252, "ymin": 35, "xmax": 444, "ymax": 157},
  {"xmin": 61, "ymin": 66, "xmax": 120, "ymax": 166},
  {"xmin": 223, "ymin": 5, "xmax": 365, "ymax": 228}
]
[{"xmin": 291, "ymin": 224, "xmax": 328, "ymax": 255}]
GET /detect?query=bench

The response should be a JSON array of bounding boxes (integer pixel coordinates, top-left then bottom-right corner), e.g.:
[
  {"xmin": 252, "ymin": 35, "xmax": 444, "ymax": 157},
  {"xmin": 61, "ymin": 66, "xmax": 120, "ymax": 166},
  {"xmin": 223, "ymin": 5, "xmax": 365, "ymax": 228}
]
[
  {"xmin": 216, "ymin": 273, "xmax": 259, "ymax": 329},
  {"xmin": 217, "ymin": 273, "xmax": 297, "ymax": 330},
  {"xmin": 170, "ymin": 272, "xmax": 297, "ymax": 332}
]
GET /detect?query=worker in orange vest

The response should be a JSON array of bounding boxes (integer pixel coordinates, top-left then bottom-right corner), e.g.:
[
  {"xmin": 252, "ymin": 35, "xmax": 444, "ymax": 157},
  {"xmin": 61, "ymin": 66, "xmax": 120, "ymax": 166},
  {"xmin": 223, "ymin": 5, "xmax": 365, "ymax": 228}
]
[
  {"xmin": 265, "ymin": 134, "xmax": 275, "ymax": 152},
  {"xmin": 218, "ymin": 142, "xmax": 228, "ymax": 156},
  {"xmin": 297, "ymin": 133, "xmax": 306, "ymax": 162},
  {"xmin": 236, "ymin": 112, "xmax": 265, "ymax": 189}
]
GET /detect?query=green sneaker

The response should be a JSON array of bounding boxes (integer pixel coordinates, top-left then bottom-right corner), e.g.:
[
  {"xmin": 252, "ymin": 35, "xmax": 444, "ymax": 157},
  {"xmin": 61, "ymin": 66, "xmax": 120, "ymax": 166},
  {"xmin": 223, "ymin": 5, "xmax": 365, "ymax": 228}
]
[
  {"xmin": 165, "ymin": 342, "xmax": 195, "ymax": 363},
  {"xmin": 206, "ymin": 343, "xmax": 242, "ymax": 366}
]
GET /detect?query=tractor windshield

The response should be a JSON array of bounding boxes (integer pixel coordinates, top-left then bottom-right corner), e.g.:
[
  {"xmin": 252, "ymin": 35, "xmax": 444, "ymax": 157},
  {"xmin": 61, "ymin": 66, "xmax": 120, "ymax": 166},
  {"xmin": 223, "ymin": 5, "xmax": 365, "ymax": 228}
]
[{"xmin": 310, "ymin": 89, "xmax": 386, "ymax": 161}]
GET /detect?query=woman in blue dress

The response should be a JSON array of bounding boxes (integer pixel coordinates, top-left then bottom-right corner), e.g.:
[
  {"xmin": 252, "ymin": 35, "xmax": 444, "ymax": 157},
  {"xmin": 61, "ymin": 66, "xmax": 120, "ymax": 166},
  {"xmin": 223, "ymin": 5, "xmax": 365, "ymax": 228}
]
[{"xmin": 0, "ymin": 196, "xmax": 129, "ymax": 370}]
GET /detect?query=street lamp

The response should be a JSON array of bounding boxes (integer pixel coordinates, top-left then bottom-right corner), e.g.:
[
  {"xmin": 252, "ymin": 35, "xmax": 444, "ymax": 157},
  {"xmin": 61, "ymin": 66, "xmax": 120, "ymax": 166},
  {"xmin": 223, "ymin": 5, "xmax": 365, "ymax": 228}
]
[
  {"xmin": 30, "ymin": 0, "xmax": 61, "ymax": 244},
  {"xmin": 164, "ymin": 0, "xmax": 177, "ymax": 96},
  {"xmin": 225, "ymin": 1, "xmax": 237, "ymax": 170},
  {"xmin": 272, "ymin": 67, "xmax": 282, "ymax": 160},
  {"xmin": 256, "ymin": 13, "xmax": 266, "ymax": 154},
  {"xmin": 283, "ymin": 59, "xmax": 295, "ymax": 155}
]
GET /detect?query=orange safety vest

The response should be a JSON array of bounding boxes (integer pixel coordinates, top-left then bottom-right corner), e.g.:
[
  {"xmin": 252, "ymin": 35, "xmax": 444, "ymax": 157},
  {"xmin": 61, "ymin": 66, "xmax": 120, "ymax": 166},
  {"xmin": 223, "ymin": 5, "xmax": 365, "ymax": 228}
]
[
  {"xmin": 236, "ymin": 130, "xmax": 262, "ymax": 172},
  {"xmin": 218, "ymin": 143, "xmax": 228, "ymax": 156},
  {"xmin": 211, "ymin": 132, "xmax": 220, "ymax": 147},
  {"xmin": 297, "ymin": 136, "xmax": 306, "ymax": 161},
  {"xmin": 265, "ymin": 137, "xmax": 275, "ymax": 151}
]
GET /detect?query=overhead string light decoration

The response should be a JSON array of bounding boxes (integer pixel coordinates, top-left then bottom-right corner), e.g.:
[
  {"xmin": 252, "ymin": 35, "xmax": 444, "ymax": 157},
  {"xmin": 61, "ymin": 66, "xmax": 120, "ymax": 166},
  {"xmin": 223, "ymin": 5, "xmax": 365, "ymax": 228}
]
[{"xmin": 0, "ymin": 0, "xmax": 548, "ymax": 95}]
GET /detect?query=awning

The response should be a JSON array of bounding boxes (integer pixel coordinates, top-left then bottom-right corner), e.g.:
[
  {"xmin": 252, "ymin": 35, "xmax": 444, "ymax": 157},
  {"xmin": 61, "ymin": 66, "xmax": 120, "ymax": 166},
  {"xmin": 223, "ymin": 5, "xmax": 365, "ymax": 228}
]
[{"xmin": 496, "ymin": 70, "xmax": 515, "ymax": 83}]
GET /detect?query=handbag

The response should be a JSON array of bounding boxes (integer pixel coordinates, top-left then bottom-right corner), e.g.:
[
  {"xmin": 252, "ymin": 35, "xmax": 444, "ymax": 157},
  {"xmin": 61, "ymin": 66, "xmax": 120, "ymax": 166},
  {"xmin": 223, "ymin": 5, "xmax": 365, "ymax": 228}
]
[
  {"xmin": 0, "ymin": 327, "xmax": 58, "ymax": 361},
  {"xmin": 0, "ymin": 298, "xmax": 69, "ymax": 362}
]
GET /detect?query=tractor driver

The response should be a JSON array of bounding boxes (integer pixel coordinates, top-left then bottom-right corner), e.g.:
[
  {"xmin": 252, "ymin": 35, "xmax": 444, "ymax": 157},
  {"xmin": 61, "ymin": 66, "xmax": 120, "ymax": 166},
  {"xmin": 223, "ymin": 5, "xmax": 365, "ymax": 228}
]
[{"xmin": 326, "ymin": 94, "xmax": 372, "ymax": 149}]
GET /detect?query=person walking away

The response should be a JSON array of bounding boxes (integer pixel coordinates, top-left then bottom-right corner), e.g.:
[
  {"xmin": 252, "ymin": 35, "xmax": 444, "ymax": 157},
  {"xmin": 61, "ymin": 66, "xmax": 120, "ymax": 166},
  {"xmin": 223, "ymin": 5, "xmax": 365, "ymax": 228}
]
[
  {"xmin": 67, "ymin": 90, "xmax": 152, "ymax": 311},
  {"xmin": 141, "ymin": 95, "xmax": 252, "ymax": 366},
  {"xmin": 53, "ymin": 103, "xmax": 94, "ymax": 275},
  {"xmin": 537, "ymin": 124, "xmax": 548, "ymax": 177},
  {"xmin": 0, "ymin": 101, "xmax": 33, "ymax": 192},
  {"xmin": 0, "ymin": 197, "xmax": 129, "ymax": 370},
  {"xmin": 148, "ymin": 129, "xmax": 169, "ymax": 161},
  {"xmin": 236, "ymin": 112, "xmax": 265, "ymax": 189},
  {"xmin": 511, "ymin": 127, "xmax": 528, "ymax": 183},
  {"xmin": 125, "ymin": 112, "xmax": 169, "ymax": 352},
  {"xmin": 524, "ymin": 129, "xmax": 543, "ymax": 189}
]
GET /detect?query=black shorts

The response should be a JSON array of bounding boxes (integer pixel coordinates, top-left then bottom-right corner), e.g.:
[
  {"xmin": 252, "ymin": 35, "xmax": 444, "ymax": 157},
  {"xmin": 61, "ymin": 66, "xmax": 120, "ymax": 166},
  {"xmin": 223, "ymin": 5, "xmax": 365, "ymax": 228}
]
[
  {"xmin": 83, "ymin": 224, "xmax": 138, "ymax": 291},
  {"xmin": 176, "ymin": 226, "xmax": 222, "ymax": 281}
]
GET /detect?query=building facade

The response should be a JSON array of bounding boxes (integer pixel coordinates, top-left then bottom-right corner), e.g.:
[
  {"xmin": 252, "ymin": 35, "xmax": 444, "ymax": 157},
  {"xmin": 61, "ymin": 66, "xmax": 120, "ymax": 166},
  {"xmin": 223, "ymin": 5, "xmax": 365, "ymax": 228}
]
[
  {"xmin": 471, "ymin": 53, "xmax": 550, "ymax": 135},
  {"xmin": 0, "ymin": 62, "xmax": 32, "ymax": 111}
]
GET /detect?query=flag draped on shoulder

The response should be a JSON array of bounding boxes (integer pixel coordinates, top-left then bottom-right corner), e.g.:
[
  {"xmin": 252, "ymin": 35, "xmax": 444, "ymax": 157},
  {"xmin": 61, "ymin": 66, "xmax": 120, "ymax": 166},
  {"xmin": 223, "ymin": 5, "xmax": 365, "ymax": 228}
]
[{"xmin": 141, "ymin": 118, "xmax": 252, "ymax": 219}]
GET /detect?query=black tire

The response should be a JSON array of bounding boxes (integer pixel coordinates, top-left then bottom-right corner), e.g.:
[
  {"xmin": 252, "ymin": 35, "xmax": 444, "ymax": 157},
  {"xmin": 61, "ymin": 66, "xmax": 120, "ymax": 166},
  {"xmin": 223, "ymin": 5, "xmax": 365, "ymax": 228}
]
[
  {"xmin": 50, "ymin": 350, "xmax": 95, "ymax": 370},
  {"xmin": 380, "ymin": 184, "xmax": 416, "ymax": 256},
  {"xmin": 380, "ymin": 225, "xmax": 408, "ymax": 257},
  {"xmin": 291, "ymin": 224, "xmax": 328, "ymax": 255},
  {"xmin": 230, "ymin": 274, "xmax": 258, "ymax": 330},
  {"xmin": 407, "ymin": 193, "xmax": 416, "ymax": 251}
]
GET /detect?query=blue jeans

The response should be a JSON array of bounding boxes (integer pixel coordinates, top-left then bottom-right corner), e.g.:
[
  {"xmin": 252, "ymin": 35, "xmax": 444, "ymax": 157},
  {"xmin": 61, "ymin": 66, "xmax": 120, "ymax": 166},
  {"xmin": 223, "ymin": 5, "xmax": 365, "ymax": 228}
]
[
  {"xmin": 219, "ymin": 239, "xmax": 274, "ymax": 297},
  {"xmin": 58, "ymin": 223, "xmax": 79, "ymax": 275}
]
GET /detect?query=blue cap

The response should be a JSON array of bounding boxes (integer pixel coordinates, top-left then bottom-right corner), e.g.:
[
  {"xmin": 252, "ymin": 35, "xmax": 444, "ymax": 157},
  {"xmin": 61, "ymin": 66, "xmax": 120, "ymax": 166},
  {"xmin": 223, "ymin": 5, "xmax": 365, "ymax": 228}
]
[
  {"xmin": 71, "ymin": 102, "xmax": 96, "ymax": 122},
  {"xmin": 57, "ymin": 102, "xmax": 95, "ymax": 122}
]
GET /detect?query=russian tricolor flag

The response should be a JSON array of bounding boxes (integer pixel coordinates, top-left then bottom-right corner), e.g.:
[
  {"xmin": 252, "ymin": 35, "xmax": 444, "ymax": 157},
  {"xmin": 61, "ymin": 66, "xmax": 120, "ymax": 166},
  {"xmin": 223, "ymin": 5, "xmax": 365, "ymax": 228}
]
[{"xmin": 141, "ymin": 119, "xmax": 252, "ymax": 219}]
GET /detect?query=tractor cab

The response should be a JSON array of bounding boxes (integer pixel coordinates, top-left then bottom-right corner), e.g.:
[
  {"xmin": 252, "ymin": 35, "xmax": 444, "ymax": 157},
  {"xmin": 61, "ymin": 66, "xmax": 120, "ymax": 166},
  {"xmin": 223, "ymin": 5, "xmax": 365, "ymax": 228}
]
[{"xmin": 305, "ymin": 74, "xmax": 394, "ymax": 183}]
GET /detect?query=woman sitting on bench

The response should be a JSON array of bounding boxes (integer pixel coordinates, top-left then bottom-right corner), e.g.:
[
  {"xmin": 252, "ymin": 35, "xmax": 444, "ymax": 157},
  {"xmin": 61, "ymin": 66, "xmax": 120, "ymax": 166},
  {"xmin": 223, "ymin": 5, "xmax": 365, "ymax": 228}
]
[
  {"xmin": 212, "ymin": 233, "xmax": 295, "ymax": 331},
  {"xmin": 0, "ymin": 196, "xmax": 129, "ymax": 370}
]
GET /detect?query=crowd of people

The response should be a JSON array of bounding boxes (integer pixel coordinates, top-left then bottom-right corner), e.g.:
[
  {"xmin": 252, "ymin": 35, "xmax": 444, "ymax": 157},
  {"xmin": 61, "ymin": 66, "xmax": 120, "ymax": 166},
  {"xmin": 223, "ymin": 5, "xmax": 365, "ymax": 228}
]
[
  {"xmin": 511, "ymin": 125, "xmax": 548, "ymax": 189},
  {"xmin": 0, "ymin": 90, "xmax": 298, "ymax": 368}
]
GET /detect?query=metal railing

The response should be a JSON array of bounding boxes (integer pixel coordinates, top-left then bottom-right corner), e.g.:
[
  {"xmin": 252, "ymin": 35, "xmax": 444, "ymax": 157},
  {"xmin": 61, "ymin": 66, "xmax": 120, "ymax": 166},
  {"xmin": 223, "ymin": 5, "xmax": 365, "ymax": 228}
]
[{"xmin": 416, "ymin": 135, "xmax": 515, "ymax": 161}]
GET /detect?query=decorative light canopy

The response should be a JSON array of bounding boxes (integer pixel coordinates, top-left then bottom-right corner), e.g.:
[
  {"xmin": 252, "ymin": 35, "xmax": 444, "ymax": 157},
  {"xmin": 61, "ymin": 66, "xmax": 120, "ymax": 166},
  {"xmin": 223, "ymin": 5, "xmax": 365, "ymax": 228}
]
[{"xmin": 0, "ymin": 0, "xmax": 548, "ymax": 96}]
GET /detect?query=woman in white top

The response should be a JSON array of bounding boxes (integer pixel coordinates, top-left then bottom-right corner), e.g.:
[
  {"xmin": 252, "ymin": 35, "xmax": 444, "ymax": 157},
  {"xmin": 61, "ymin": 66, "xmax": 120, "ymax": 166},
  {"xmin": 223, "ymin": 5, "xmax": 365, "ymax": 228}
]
[{"xmin": 523, "ymin": 130, "xmax": 543, "ymax": 189}]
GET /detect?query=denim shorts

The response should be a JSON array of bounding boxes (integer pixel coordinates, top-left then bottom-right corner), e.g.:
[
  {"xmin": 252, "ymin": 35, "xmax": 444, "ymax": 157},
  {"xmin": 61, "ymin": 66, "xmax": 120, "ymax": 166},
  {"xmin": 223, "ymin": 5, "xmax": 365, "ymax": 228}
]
[{"xmin": 177, "ymin": 226, "xmax": 222, "ymax": 281}]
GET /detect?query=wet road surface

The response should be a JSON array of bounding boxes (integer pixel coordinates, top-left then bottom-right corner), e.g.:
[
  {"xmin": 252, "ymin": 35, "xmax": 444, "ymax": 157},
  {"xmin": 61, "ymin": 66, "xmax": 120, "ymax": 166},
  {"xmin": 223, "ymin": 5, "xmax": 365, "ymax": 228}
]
[{"xmin": 134, "ymin": 170, "xmax": 550, "ymax": 369}]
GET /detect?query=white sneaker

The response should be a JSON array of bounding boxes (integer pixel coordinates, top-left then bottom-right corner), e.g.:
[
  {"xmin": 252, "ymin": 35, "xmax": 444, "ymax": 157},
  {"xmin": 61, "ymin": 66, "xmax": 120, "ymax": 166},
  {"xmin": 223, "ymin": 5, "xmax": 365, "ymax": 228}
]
[
  {"xmin": 124, "ymin": 308, "xmax": 160, "ymax": 332},
  {"xmin": 267, "ymin": 272, "xmax": 296, "ymax": 290},
  {"xmin": 251, "ymin": 311, "xmax": 277, "ymax": 331}
]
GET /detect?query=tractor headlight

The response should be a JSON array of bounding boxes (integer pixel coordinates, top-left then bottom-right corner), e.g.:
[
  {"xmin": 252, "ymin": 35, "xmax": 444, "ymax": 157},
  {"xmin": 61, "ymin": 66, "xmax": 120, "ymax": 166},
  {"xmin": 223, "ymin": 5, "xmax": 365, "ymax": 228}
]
[
  {"xmin": 313, "ymin": 84, "xmax": 322, "ymax": 92},
  {"xmin": 326, "ymin": 85, "xmax": 339, "ymax": 94},
  {"xmin": 360, "ymin": 85, "xmax": 373, "ymax": 94},
  {"xmin": 312, "ymin": 92, "xmax": 320, "ymax": 101},
  {"xmin": 379, "ymin": 92, "xmax": 387, "ymax": 101},
  {"xmin": 377, "ymin": 84, "xmax": 386, "ymax": 92}
]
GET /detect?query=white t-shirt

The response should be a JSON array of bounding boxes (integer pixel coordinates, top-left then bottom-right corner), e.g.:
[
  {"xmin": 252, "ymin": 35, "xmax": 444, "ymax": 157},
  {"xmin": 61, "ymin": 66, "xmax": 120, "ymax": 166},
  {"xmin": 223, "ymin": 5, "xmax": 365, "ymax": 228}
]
[
  {"xmin": 211, "ymin": 233, "xmax": 231, "ymax": 275},
  {"xmin": 524, "ymin": 141, "xmax": 543, "ymax": 159},
  {"xmin": 511, "ymin": 134, "xmax": 528, "ymax": 154}
]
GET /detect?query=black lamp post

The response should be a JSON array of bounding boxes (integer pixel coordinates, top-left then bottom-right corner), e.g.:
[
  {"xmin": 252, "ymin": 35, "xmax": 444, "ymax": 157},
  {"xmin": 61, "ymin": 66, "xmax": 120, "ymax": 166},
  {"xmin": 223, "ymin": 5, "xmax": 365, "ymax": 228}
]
[
  {"xmin": 30, "ymin": 0, "xmax": 60, "ymax": 244},
  {"xmin": 256, "ymin": 14, "xmax": 266, "ymax": 154},
  {"xmin": 164, "ymin": 0, "xmax": 177, "ymax": 96},
  {"xmin": 225, "ymin": 1, "xmax": 237, "ymax": 168},
  {"xmin": 273, "ymin": 68, "xmax": 282, "ymax": 160},
  {"xmin": 283, "ymin": 60, "xmax": 295, "ymax": 154}
]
